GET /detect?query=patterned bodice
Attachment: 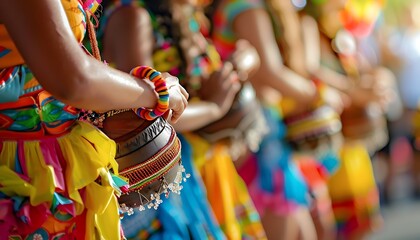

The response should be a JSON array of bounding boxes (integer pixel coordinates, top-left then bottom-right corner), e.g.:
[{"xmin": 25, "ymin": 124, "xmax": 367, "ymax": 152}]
[{"xmin": 0, "ymin": 0, "xmax": 100, "ymax": 138}]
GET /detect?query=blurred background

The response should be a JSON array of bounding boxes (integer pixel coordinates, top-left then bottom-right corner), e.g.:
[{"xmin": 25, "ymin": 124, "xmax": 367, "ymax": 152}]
[{"xmin": 365, "ymin": 0, "xmax": 420, "ymax": 239}]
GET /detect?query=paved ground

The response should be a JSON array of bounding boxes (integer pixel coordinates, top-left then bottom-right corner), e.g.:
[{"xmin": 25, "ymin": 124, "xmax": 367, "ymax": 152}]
[
  {"xmin": 368, "ymin": 200, "xmax": 420, "ymax": 240},
  {"xmin": 366, "ymin": 137, "xmax": 420, "ymax": 240},
  {"xmin": 369, "ymin": 159, "xmax": 420, "ymax": 240}
]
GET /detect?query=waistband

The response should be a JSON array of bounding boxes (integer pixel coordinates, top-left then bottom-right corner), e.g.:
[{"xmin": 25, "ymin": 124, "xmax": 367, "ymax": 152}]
[{"xmin": 0, "ymin": 90, "xmax": 78, "ymax": 139}]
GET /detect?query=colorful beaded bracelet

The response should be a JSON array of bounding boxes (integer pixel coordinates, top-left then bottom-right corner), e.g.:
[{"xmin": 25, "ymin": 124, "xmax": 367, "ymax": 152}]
[{"xmin": 131, "ymin": 66, "xmax": 170, "ymax": 121}]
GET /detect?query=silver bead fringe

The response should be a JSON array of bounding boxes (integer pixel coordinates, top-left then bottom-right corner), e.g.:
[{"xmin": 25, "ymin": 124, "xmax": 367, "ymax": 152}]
[{"xmin": 119, "ymin": 164, "xmax": 190, "ymax": 218}]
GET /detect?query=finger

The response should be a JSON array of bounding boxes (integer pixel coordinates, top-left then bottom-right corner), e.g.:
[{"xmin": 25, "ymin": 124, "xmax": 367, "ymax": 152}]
[
  {"xmin": 220, "ymin": 62, "xmax": 234, "ymax": 80},
  {"xmin": 161, "ymin": 72, "xmax": 176, "ymax": 86},
  {"xmin": 167, "ymin": 78, "xmax": 180, "ymax": 89},
  {"xmin": 161, "ymin": 72, "xmax": 171, "ymax": 79},
  {"xmin": 171, "ymin": 110, "xmax": 181, "ymax": 123},
  {"xmin": 222, "ymin": 71, "xmax": 239, "ymax": 89},
  {"xmin": 177, "ymin": 90, "xmax": 188, "ymax": 109},
  {"xmin": 179, "ymin": 85, "xmax": 189, "ymax": 100},
  {"xmin": 171, "ymin": 95, "xmax": 186, "ymax": 123},
  {"xmin": 230, "ymin": 53, "xmax": 240, "ymax": 67},
  {"xmin": 169, "ymin": 87, "xmax": 188, "ymax": 110},
  {"xmin": 225, "ymin": 81, "xmax": 241, "ymax": 100},
  {"xmin": 338, "ymin": 92, "xmax": 351, "ymax": 108},
  {"xmin": 231, "ymin": 47, "xmax": 252, "ymax": 64},
  {"xmin": 163, "ymin": 74, "xmax": 180, "ymax": 87},
  {"xmin": 237, "ymin": 71, "xmax": 248, "ymax": 82},
  {"xmin": 182, "ymin": 94, "xmax": 188, "ymax": 109},
  {"xmin": 232, "ymin": 79, "xmax": 241, "ymax": 91}
]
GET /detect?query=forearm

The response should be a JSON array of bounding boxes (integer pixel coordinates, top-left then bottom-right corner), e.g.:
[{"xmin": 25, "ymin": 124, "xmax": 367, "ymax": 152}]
[
  {"xmin": 312, "ymin": 66, "xmax": 351, "ymax": 93},
  {"xmin": 171, "ymin": 102, "xmax": 223, "ymax": 132},
  {"xmin": 301, "ymin": 15, "xmax": 321, "ymax": 74},
  {"xmin": 0, "ymin": 0, "xmax": 158, "ymax": 111},
  {"xmin": 22, "ymin": 42, "xmax": 159, "ymax": 112},
  {"xmin": 62, "ymin": 57, "xmax": 158, "ymax": 111},
  {"xmin": 251, "ymin": 65, "xmax": 317, "ymax": 104},
  {"xmin": 233, "ymin": 8, "xmax": 316, "ymax": 104}
]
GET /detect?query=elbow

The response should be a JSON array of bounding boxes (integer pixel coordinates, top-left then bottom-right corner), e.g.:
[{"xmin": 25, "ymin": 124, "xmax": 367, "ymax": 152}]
[
  {"xmin": 249, "ymin": 64, "xmax": 279, "ymax": 88},
  {"xmin": 44, "ymin": 63, "xmax": 93, "ymax": 107},
  {"xmin": 53, "ymin": 81, "xmax": 89, "ymax": 105}
]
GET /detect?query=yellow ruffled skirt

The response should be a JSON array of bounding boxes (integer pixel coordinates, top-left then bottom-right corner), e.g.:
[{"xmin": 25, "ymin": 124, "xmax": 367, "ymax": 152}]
[
  {"xmin": 0, "ymin": 121, "xmax": 123, "ymax": 239},
  {"xmin": 185, "ymin": 133, "xmax": 266, "ymax": 240},
  {"xmin": 327, "ymin": 141, "xmax": 381, "ymax": 237}
]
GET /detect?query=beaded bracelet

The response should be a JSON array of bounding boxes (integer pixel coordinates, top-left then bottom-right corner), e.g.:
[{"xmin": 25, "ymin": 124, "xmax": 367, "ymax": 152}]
[{"xmin": 131, "ymin": 66, "xmax": 170, "ymax": 121}]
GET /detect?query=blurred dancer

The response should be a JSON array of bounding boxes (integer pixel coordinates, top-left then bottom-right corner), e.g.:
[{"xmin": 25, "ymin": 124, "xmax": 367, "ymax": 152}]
[
  {"xmin": 305, "ymin": 0, "xmax": 395, "ymax": 238},
  {"xmin": 379, "ymin": 0, "xmax": 420, "ymax": 201},
  {"xmin": 99, "ymin": 0, "xmax": 267, "ymax": 239},
  {"xmin": 207, "ymin": 0, "xmax": 347, "ymax": 239}
]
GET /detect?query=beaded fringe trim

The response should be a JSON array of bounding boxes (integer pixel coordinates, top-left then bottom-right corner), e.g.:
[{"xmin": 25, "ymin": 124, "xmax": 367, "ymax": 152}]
[
  {"xmin": 119, "ymin": 164, "xmax": 190, "ymax": 216},
  {"xmin": 119, "ymin": 129, "xmax": 190, "ymax": 216}
]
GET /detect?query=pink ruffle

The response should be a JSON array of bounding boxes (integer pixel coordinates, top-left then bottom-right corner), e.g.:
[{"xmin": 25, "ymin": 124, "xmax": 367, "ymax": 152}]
[
  {"xmin": 39, "ymin": 139, "xmax": 67, "ymax": 192},
  {"xmin": 0, "ymin": 199, "xmax": 50, "ymax": 237},
  {"xmin": 238, "ymin": 154, "xmax": 299, "ymax": 216},
  {"xmin": 248, "ymin": 172, "xmax": 299, "ymax": 216},
  {"xmin": 0, "ymin": 199, "xmax": 18, "ymax": 237}
]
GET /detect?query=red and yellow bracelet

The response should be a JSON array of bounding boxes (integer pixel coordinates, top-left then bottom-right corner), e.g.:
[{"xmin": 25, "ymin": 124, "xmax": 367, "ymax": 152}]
[{"xmin": 131, "ymin": 66, "xmax": 170, "ymax": 121}]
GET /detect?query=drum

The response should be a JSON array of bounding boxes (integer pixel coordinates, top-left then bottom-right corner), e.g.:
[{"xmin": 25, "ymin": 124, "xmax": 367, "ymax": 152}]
[
  {"xmin": 80, "ymin": 66, "xmax": 187, "ymax": 214},
  {"xmin": 195, "ymin": 83, "xmax": 267, "ymax": 159},
  {"xmin": 284, "ymin": 105, "xmax": 343, "ymax": 152},
  {"xmin": 340, "ymin": 103, "xmax": 388, "ymax": 153},
  {"xmin": 111, "ymin": 117, "xmax": 183, "ymax": 211}
]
